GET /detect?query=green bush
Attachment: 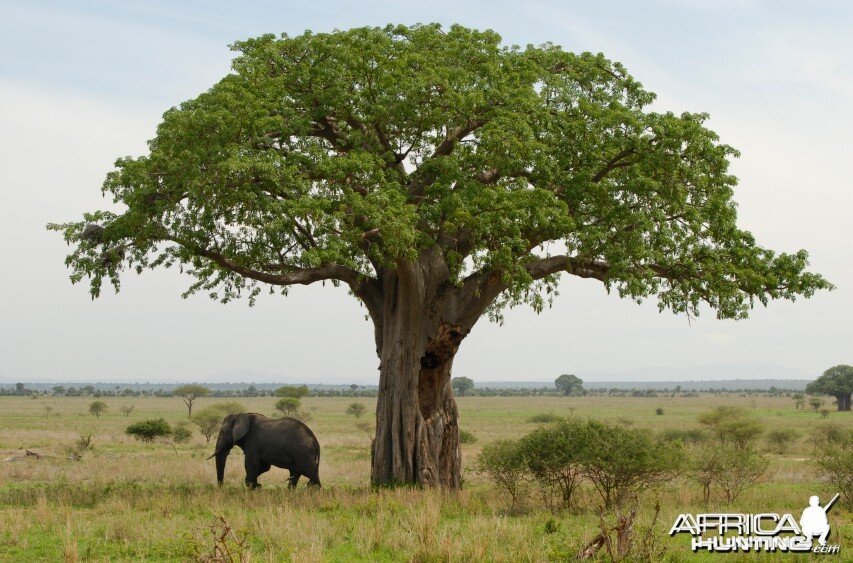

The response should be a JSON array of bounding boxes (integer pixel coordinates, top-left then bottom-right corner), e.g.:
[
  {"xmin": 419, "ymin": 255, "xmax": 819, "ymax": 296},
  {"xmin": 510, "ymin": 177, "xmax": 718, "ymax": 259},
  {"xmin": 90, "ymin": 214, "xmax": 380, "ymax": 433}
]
[
  {"xmin": 815, "ymin": 440, "xmax": 853, "ymax": 506},
  {"xmin": 459, "ymin": 430, "xmax": 477, "ymax": 444},
  {"xmin": 526, "ymin": 413, "xmax": 561, "ymax": 424},
  {"xmin": 655, "ymin": 407, "xmax": 664, "ymax": 416},
  {"xmin": 126, "ymin": 419, "xmax": 172, "ymax": 442},
  {"xmin": 475, "ymin": 440, "xmax": 528, "ymax": 509},
  {"xmin": 345, "ymin": 402, "xmax": 367, "ymax": 418},
  {"xmin": 766, "ymin": 429, "xmax": 800, "ymax": 454},
  {"xmin": 661, "ymin": 428, "xmax": 708, "ymax": 445},
  {"xmin": 274, "ymin": 385, "xmax": 309, "ymax": 398},
  {"xmin": 518, "ymin": 418, "xmax": 590, "ymax": 509},
  {"xmin": 698, "ymin": 406, "xmax": 763, "ymax": 450},
  {"xmin": 582, "ymin": 420, "xmax": 681, "ymax": 508},
  {"xmin": 172, "ymin": 423, "xmax": 193, "ymax": 444},
  {"xmin": 274, "ymin": 397, "xmax": 300, "ymax": 416}
]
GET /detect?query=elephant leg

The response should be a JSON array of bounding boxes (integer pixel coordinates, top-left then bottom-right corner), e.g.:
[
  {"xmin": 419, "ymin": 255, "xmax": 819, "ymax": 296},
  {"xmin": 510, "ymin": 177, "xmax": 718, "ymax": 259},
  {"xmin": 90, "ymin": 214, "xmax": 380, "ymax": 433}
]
[
  {"xmin": 258, "ymin": 462, "xmax": 271, "ymax": 476},
  {"xmin": 306, "ymin": 468, "xmax": 321, "ymax": 487},
  {"xmin": 244, "ymin": 457, "xmax": 261, "ymax": 489},
  {"xmin": 288, "ymin": 472, "xmax": 301, "ymax": 489}
]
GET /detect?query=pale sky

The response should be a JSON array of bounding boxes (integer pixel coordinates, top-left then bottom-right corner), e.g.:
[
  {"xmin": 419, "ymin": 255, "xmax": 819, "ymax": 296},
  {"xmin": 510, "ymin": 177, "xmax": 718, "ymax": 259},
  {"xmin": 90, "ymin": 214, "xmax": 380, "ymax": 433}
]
[{"xmin": 0, "ymin": 1, "xmax": 850, "ymax": 383}]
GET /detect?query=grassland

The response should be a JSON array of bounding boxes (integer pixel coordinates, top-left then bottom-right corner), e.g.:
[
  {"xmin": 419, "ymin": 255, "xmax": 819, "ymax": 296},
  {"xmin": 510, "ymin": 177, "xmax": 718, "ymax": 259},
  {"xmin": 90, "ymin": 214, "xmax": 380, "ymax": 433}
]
[{"xmin": 0, "ymin": 393, "xmax": 850, "ymax": 561}]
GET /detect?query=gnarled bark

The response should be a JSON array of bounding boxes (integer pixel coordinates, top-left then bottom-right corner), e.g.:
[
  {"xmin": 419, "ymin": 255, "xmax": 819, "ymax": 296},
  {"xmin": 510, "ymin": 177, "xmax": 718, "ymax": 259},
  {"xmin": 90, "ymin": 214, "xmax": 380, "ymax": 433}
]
[{"xmin": 369, "ymin": 254, "xmax": 474, "ymax": 488}]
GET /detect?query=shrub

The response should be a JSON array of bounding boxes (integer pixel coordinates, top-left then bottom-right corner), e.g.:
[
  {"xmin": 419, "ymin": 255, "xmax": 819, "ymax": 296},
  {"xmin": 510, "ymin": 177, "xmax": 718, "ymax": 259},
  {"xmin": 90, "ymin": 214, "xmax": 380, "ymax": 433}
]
[
  {"xmin": 192, "ymin": 408, "xmax": 225, "ymax": 443},
  {"xmin": 459, "ymin": 430, "xmax": 477, "ymax": 444},
  {"xmin": 274, "ymin": 397, "xmax": 300, "ymax": 416},
  {"xmin": 815, "ymin": 440, "xmax": 853, "ymax": 505},
  {"xmin": 715, "ymin": 448, "xmax": 768, "ymax": 503},
  {"xmin": 810, "ymin": 423, "xmax": 851, "ymax": 451},
  {"xmin": 172, "ymin": 423, "xmax": 193, "ymax": 444},
  {"xmin": 526, "ymin": 413, "xmax": 561, "ymax": 424},
  {"xmin": 126, "ymin": 418, "xmax": 172, "ymax": 442},
  {"xmin": 346, "ymin": 402, "xmax": 367, "ymax": 418},
  {"xmin": 209, "ymin": 401, "xmax": 247, "ymax": 415},
  {"xmin": 88, "ymin": 401, "xmax": 108, "ymax": 418},
  {"xmin": 582, "ymin": 420, "xmax": 681, "ymax": 508},
  {"xmin": 820, "ymin": 408, "xmax": 830, "ymax": 418},
  {"xmin": 655, "ymin": 408, "xmax": 664, "ymax": 416},
  {"xmin": 518, "ymin": 418, "xmax": 590, "ymax": 509},
  {"xmin": 119, "ymin": 405, "xmax": 135, "ymax": 417},
  {"xmin": 698, "ymin": 406, "xmax": 763, "ymax": 450},
  {"xmin": 766, "ymin": 429, "xmax": 800, "ymax": 454},
  {"xmin": 475, "ymin": 440, "xmax": 529, "ymax": 509},
  {"xmin": 661, "ymin": 428, "xmax": 708, "ymax": 445}
]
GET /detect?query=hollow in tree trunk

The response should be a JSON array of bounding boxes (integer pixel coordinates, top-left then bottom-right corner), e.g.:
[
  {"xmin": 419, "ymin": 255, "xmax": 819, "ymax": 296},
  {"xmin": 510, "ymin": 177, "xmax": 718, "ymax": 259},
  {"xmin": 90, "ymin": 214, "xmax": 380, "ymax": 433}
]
[{"xmin": 368, "ymin": 258, "xmax": 483, "ymax": 488}]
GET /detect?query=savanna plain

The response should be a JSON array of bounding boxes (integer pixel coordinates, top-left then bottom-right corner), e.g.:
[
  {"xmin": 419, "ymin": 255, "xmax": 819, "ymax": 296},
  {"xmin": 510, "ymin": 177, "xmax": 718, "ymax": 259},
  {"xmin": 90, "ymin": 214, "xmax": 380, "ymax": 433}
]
[{"xmin": 0, "ymin": 394, "xmax": 850, "ymax": 562}]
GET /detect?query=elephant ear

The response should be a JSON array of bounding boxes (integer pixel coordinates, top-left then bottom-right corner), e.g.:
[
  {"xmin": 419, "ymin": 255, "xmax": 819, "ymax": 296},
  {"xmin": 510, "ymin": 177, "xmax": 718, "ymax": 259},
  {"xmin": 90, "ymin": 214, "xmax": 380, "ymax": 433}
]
[{"xmin": 231, "ymin": 414, "xmax": 251, "ymax": 442}]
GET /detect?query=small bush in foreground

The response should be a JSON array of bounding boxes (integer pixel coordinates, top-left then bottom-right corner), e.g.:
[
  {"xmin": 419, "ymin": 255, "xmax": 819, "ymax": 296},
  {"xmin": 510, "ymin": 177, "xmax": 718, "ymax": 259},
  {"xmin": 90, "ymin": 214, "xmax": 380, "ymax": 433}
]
[
  {"xmin": 126, "ymin": 419, "xmax": 172, "ymax": 442},
  {"xmin": 475, "ymin": 440, "xmax": 528, "ymax": 509}
]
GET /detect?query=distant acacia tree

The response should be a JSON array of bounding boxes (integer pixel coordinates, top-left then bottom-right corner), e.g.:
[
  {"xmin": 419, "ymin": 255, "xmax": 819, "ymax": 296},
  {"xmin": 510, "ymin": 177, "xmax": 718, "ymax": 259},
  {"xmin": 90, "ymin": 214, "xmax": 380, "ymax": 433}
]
[
  {"xmin": 346, "ymin": 402, "xmax": 367, "ymax": 418},
  {"xmin": 809, "ymin": 397, "xmax": 825, "ymax": 412},
  {"xmin": 274, "ymin": 385, "xmax": 310, "ymax": 398},
  {"xmin": 172, "ymin": 384, "xmax": 210, "ymax": 416},
  {"xmin": 50, "ymin": 24, "xmax": 829, "ymax": 487},
  {"xmin": 88, "ymin": 401, "xmax": 108, "ymax": 418},
  {"xmin": 555, "ymin": 374, "xmax": 583, "ymax": 396},
  {"xmin": 792, "ymin": 393, "xmax": 805, "ymax": 410},
  {"xmin": 274, "ymin": 397, "xmax": 301, "ymax": 416},
  {"xmin": 807, "ymin": 365, "xmax": 853, "ymax": 411},
  {"xmin": 451, "ymin": 377, "xmax": 475, "ymax": 397}
]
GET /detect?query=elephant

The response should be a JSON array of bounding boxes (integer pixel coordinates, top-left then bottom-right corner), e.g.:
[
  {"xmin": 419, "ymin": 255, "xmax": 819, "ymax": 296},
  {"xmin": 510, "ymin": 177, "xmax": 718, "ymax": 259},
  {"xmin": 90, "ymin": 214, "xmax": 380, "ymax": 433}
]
[{"xmin": 209, "ymin": 412, "xmax": 321, "ymax": 488}]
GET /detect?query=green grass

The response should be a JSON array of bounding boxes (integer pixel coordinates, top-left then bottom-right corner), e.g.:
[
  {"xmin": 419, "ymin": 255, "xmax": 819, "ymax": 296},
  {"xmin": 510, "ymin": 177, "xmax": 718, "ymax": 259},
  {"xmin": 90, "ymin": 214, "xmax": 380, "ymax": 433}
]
[{"xmin": 0, "ymin": 394, "xmax": 850, "ymax": 561}]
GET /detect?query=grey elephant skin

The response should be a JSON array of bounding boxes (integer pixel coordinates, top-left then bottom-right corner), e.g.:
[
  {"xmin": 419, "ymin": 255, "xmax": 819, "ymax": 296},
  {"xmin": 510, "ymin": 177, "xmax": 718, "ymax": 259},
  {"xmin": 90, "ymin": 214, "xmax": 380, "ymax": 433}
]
[{"xmin": 211, "ymin": 412, "xmax": 321, "ymax": 488}]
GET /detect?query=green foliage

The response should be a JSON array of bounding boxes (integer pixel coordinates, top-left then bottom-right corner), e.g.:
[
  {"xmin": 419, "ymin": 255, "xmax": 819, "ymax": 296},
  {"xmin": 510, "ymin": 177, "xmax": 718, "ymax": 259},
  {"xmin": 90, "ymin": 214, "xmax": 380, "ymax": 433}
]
[
  {"xmin": 274, "ymin": 397, "xmax": 301, "ymax": 416},
  {"xmin": 809, "ymin": 397, "xmax": 824, "ymax": 411},
  {"xmin": 274, "ymin": 385, "xmax": 310, "ymax": 398},
  {"xmin": 581, "ymin": 420, "xmax": 681, "ymax": 508},
  {"xmin": 191, "ymin": 408, "xmax": 224, "ymax": 443},
  {"xmin": 475, "ymin": 440, "xmax": 528, "ymax": 509},
  {"xmin": 88, "ymin": 401, "xmax": 108, "ymax": 418},
  {"xmin": 814, "ymin": 435, "xmax": 853, "ymax": 505},
  {"xmin": 766, "ymin": 429, "xmax": 800, "ymax": 454},
  {"xmin": 810, "ymin": 423, "xmax": 852, "ymax": 451},
  {"xmin": 526, "ymin": 413, "xmax": 561, "ymax": 424},
  {"xmin": 697, "ymin": 406, "xmax": 763, "ymax": 450},
  {"xmin": 172, "ymin": 423, "xmax": 193, "ymax": 444},
  {"xmin": 459, "ymin": 430, "xmax": 477, "ymax": 444},
  {"xmin": 207, "ymin": 401, "xmax": 247, "ymax": 415},
  {"xmin": 125, "ymin": 419, "xmax": 172, "ymax": 442},
  {"xmin": 345, "ymin": 402, "xmax": 367, "ymax": 418},
  {"xmin": 518, "ymin": 418, "xmax": 589, "ymax": 509},
  {"xmin": 655, "ymin": 407, "xmax": 664, "ymax": 416},
  {"xmin": 807, "ymin": 365, "xmax": 853, "ymax": 411},
  {"xmin": 50, "ymin": 24, "xmax": 829, "ymax": 323},
  {"xmin": 660, "ymin": 428, "xmax": 708, "ymax": 445},
  {"xmin": 172, "ymin": 385, "xmax": 210, "ymax": 416},
  {"xmin": 691, "ymin": 407, "xmax": 768, "ymax": 503},
  {"xmin": 451, "ymin": 377, "xmax": 474, "ymax": 397},
  {"xmin": 554, "ymin": 374, "xmax": 583, "ymax": 396}
]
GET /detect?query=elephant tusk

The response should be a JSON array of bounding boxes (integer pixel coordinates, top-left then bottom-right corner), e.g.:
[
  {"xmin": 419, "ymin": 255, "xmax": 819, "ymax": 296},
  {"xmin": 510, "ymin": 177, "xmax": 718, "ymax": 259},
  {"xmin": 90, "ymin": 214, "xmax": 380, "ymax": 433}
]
[{"xmin": 206, "ymin": 453, "xmax": 216, "ymax": 460}]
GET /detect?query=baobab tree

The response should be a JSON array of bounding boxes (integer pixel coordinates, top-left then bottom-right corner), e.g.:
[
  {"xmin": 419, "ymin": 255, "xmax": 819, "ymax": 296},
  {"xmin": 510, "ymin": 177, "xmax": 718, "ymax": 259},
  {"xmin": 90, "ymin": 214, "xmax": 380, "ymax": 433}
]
[{"xmin": 50, "ymin": 24, "xmax": 830, "ymax": 488}]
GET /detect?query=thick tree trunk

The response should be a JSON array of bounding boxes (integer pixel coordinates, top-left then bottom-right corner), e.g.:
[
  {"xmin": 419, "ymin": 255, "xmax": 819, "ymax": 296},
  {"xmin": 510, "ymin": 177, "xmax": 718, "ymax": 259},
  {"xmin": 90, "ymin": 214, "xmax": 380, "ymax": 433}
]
[
  {"xmin": 369, "ymin": 261, "xmax": 466, "ymax": 488},
  {"xmin": 836, "ymin": 393, "xmax": 851, "ymax": 411}
]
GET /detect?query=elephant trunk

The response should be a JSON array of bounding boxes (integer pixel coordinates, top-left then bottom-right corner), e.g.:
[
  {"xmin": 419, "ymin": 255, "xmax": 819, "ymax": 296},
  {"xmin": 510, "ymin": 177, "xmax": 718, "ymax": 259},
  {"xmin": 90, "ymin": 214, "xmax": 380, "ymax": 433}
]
[
  {"xmin": 215, "ymin": 450, "xmax": 229, "ymax": 485},
  {"xmin": 212, "ymin": 431, "xmax": 232, "ymax": 485}
]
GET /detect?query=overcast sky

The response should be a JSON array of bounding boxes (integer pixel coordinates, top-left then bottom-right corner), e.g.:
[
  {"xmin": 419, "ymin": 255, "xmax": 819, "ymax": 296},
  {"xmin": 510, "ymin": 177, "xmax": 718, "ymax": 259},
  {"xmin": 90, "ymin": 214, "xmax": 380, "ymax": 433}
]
[{"xmin": 0, "ymin": 1, "xmax": 850, "ymax": 384}]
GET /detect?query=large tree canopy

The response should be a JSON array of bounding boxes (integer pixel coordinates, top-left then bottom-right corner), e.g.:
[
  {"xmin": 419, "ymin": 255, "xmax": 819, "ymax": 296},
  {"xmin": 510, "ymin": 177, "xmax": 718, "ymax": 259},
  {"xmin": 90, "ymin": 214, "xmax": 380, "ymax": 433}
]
[
  {"xmin": 807, "ymin": 365, "xmax": 853, "ymax": 412},
  {"xmin": 50, "ymin": 24, "xmax": 830, "ymax": 487}
]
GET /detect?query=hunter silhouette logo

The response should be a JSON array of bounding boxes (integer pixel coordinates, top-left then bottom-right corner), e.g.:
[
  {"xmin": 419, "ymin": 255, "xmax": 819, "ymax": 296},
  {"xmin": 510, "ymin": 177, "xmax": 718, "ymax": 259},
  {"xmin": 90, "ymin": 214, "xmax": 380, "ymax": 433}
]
[{"xmin": 670, "ymin": 493, "xmax": 841, "ymax": 554}]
